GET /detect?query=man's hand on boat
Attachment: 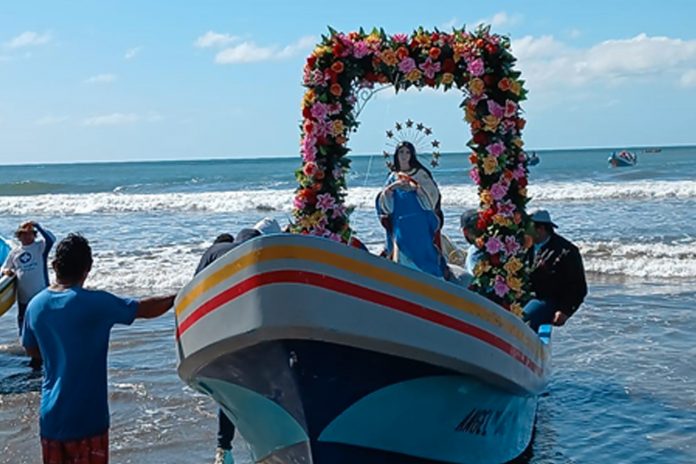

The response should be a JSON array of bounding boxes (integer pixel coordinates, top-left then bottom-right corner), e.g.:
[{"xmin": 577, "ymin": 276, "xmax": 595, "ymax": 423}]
[{"xmin": 552, "ymin": 311, "xmax": 569, "ymax": 326}]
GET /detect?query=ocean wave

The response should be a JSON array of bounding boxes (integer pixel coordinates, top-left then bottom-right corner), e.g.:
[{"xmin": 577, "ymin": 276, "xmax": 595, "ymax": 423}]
[
  {"xmin": 0, "ymin": 180, "xmax": 72, "ymax": 196},
  {"xmin": 1, "ymin": 180, "xmax": 695, "ymax": 215},
  {"xmin": 579, "ymin": 240, "xmax": 696, "ymax": 278}
]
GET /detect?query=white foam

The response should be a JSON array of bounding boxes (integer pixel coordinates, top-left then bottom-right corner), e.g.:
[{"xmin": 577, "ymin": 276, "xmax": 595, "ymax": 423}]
[
  {"xmin": 1, "ymin": 180, "xmax": 695, "ymax": 216},
  {"xmin": 579, "ymin": 240, "xmax": 696, "ymax": 278}
]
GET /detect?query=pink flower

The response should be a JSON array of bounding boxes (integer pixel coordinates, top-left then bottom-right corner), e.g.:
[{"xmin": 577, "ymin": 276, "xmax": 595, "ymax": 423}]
[
  {"xmin": 310, "ymin": 102, "xmax": 329, "ymax": 121},
  {"xmin": 493, "ymin": 275, "xmax": 510, "ymax": 298},
  {"xmin": 312, "ymin": 223, "xmax": 327, "ymax": 236},
  {"xmin": 505, "ymin": 100, "xmax": 517, "ymax": 118},
  {"xmin": 487, "ymin": 100, "xmax": 505, "ymax": 119},
  {"xmin": 485, "ymin": 236, "xmax": 503, "ymax": 255},
  {"xmin": 398, "ymin": 57, "xmax": 417, "ymax": 74},
  {"xmin": 392, "ymin": 33, "xmax": 408, "ymax": 43},
  {"xmin": 490, "ymin": 181, "xmax": 509, "ymax": 201},
  {"xmin": 353, "ymin": 41, "xmax": 370, "ymax": 58},
  {"xmin": 469, "ymin": 167, "xmax": 481, "ymax": 185},
  {"xmin": 313, "ymin": 69, "xmax": 329, "ymax": 85},
  {"xmin": 313, "ymin": 119, "xmax": 332, "ymax": 138},
  {"xmin": 486, "ymin": 141, "xmax": 505, "ymax": 157},
  {"xmin": 498, "ymin": 200, "xmax": 515, "ymax": 217},
  {"xmin": 316, "ymin": 193, "xmax": 336, "ymax": 212},
  {"xmin": 501, "ymin": 119, "xmax": 516, "ymax": 134},
  {"xmin": 419, "ymin": 58, "xmax": 441, "ymax": 79},
  {"xmin": 504, "ymin": 236, "xmax": 521, "ymax": 256},
  {"xmin": 302, "ymin": 144, "xmax": 317, "ymax": 163},
  {"xmin": 293, "ymin": 195, "xmax": 306, "ymax": 209},
  {"xmin": 328, "ymin": 103, "xmax": 342, "ymax": 115},
  {"xmin": 512, "ymin": 165, "xmax": 526, "ymax": 180},
  {"xmin": 331, "ymin": 203, "xmax": 346, "ymax": 219},
  {"xmin": 467, "ymin": 58, "xmax": 485, "ymax": 77}
]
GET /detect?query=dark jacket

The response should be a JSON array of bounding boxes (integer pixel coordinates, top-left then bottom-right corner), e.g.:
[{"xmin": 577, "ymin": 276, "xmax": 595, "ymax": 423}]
[
  {"xmin": 530, "ymin": 233, "xmax": 587, "ymax": 317},
  {"xmin": 194, "ymin": 228, "xmax": 261, "ymax": 275}
]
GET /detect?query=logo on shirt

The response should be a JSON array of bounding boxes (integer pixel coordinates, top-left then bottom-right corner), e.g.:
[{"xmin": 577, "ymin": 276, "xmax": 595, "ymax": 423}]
[{"xmin": 19, "ymin": 251, "xmax": 32, "ymax": 264}]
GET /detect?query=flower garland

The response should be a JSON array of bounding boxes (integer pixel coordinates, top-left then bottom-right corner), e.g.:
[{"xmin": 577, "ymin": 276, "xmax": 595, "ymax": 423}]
[{"xmin": 293, "ymin": 26, "xmax": 532, "ymax": 310}]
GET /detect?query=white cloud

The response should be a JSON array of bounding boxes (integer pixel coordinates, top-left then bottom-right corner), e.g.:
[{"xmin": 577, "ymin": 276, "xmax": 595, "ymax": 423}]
[
  {"xmin": 568, "ymin": 28, "xmax": 582, "ymax": 39},
  {"xmin": 82, "ymin": 113, "xmax": 140, "ymax": 126},
  {"xmin": 84, "ymin": 73, "xmax": 117, "ymax": 84},
  {"xmin": 475, "ymin": 12, "xmax": 522, "ymax": 29},
  {"xmin": 215, "ymin": 35, "xmax": 316, "ymax": 64},
  {"xmin": 35, "ymin": 115, "xmax": 69, "ymax": 126},
  {"xmin": 82, "ymin": 112, "xmax": 162, "ymax": 126},
  {"xmin": 4, "ymin": 31, "xmax": 52, "ymax": 49},
  {"xmin": 512, "ymin": 33, "xmax": 696, "ymax": 92},
  {"xmin": 681, "ymin": 69, "xmax": 696, "ymax": 87},
  {"xmin": 195, "ymin": 31, "xmax": 239, "ymax": 48},
  {"xmin": 124, "ymin": 46, "xmax": 142, "ymax": 60}
]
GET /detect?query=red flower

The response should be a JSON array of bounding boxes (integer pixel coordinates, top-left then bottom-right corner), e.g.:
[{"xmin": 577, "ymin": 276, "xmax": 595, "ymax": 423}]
[
  {"xmin": 428, "ymin": 47, "xmax": 441, "ymax": 60},
  {"xmin": 483, "ymin": 74, "xmax": 496, "ymax": 87},
  {"xmin": 469, "ymin": 153, "xmax": 478, "ymax": 164},
  {"xmin": 516, "ymin": 118, "xmax": 526, "ymax": 130},
  {"xmin": 485, "ymin": 43, "xmax": 498, "ymax": 55},
  {"xmin": 330, "ymin": 83, "xmax": 343, "ymax": 97},
  {"xmin": 396, "ymin": 46, "xmax": 410, "ymax": 60},
  {"xmin": 425, "ymin": 77, "xmax": 436, "ymax": 87},
  {"xmin": 431, "ymin": 32, "xmax": 440, "ymax": 42},
  {"xmin": 299, "ymin": 188, "xmax": 317, "ymax": 204},
  {"xmin": 302, "ymin": 107, "xmax": 312, "ymax": 119},
  {"xmin": 307, "ymin": 55, "xmax": 317, "ymax": 68},
  {"xmin": 443, "ymin": 58, "xmax": 455, "ymax": 73},
  {"xmin": 475, "ymin": 38, "xmax": 485, "ymax": 49},
  {"xmin": 518, "ymin": 177, "xmax": 528, "ymax": 188},
  {"xmin": 473, "ymin": 132, "xmax": 489, "ymax": 145},
  {"xmin": 303, "ymin": 120, "xmax": 314, "ymax": 134},
  {"xmin": 331, "ymin": 61, "xmax": 345, "ymax": 74},
  {"xmin": 490, "ymin": 254, "xmax": 501, "ymax": 266},
  {"xmin": 332, "ymin": 42, "xmax": 344, "ymax": 56},
  {"xmin": 303, "ymin": 162, "xmax": 319, "ymax": 177}
]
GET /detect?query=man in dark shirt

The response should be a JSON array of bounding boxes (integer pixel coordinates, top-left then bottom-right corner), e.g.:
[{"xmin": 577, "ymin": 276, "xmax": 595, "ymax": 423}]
[
  {"xmin": 196, "ymin": 218, "xmax": 281, "ymax": 464},
  {"xmin": 523, "ymin": 210, "xmax": 588, "ymax": 331}
]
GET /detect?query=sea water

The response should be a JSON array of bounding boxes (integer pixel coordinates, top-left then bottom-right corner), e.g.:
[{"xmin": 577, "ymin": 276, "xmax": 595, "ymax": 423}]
[{"xmin": 1, "ymin": 146, "xmax": 695, "ymax": 463}]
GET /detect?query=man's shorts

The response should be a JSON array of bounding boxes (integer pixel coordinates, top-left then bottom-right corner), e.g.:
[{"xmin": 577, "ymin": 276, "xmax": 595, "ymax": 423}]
[{"xmin": 41, "ymin": 430, "xmax": 108, "ymax": 464}]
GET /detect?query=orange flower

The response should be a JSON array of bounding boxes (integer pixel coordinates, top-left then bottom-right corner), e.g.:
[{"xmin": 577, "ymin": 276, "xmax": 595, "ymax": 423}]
[
  {"xmin": 380, "ymin": 49, "xmax": 398, "ymax": 66},
  {"xmin": 469, "ymin": 153, "xmax": 478, "ymax": 164},
  {"xmin": 331, "ymin": 120, "xmax": 345, "ymax": 136},
  {"xmin": 509, "ymin": 80, "xmax": 522, "ymax": 96},
  {"xmin": 396, "ymin": 46, "xmax": 410, "ymax": 60},
  {"xmin": 330, "ymin": 83, "xmax": 343, "ymax": 97},
  {"xmin": 483, "ymin": 115, "xmax": 501, "ymax": 132},
  {"xmin": 405, "ymin": 69, "xmax": 422, "ymax": 82},
  {"xmin": 469, "ymin": 78, "xmax": 485, "ymax": 96},
  {"xmin": 428, "ymin": 47, "xmax": 441, "ymax": 60},
  {"xmin": 441, "ymin": 73, "xmax": 454, "ymax": 85},
  {"xmin": 331, "ymin": 61, "xmax": 345, "ymax": 74}
]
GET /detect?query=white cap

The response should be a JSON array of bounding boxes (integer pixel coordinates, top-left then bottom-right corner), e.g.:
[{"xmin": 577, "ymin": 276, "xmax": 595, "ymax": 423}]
[{"xmin": 253, "ymin": 217, "xmax": 281, "ymax": 235}]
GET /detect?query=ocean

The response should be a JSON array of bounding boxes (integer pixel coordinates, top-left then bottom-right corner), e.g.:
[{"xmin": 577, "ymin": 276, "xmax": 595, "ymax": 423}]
[{"xmin": 1, "ymin": 146, "xmax": 695, "ymax": 463}]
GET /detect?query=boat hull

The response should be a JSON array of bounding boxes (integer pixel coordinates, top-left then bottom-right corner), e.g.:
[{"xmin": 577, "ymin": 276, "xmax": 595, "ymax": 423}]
[
  {"xmin": 0, "ymin": 274, "xmax": 16, "ymax": 318},
  {"xmin": 175, "ymin": 235, "xmax": 550, "ymax": 464}
]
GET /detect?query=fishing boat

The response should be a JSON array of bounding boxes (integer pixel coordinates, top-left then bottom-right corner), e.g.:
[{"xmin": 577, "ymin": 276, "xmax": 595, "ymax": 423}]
[
  {"xmin": 175, "ymin": 234, "xmax": 551, "ymax": 464},
  {"xmin": 608, "ymin": 150, "xmax": 637, "ymax": 167},
  {"xmin": 643, "ymin": 147, "xmax": 662, "ymax": 154}
]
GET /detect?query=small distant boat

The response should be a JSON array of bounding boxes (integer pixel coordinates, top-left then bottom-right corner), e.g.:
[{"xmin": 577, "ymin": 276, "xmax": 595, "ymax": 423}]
[
  {"xmin": 608, "ymin": 150, "xmax": 637, "ymax": 167},
  {"xmin": 526, "ymin": 152, "xmax": 540, "ymax": 166},
  {"xmin": 175, "ymin": 234, "xmax": 551, "ymax": 464},
  {"xmin": 643, "ymin": 147, "xmax": 662, "ymax": 154}
]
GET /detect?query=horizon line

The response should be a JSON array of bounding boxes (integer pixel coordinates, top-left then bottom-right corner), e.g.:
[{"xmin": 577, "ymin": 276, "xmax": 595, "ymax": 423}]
[{"xmin": 0, "ymin": 143, "xmax": 693, "ymax": 168}]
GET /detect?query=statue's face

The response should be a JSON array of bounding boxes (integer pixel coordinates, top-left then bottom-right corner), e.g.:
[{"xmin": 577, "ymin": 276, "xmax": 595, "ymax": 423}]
[{"xmin": 397, "ymin": 146, "xmax": 412, "ymax": 170}]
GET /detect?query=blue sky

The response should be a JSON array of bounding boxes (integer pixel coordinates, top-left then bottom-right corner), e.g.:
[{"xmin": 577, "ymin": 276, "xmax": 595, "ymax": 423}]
[{"xmin": 1, "ymin": 0, "xmax": 695, "ymax": 164}]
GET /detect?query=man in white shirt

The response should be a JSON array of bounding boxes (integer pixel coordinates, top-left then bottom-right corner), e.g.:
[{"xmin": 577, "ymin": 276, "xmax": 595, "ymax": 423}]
[{"xmin": 2, "ymin": 221, "xmax": 55, "ymax": 337}]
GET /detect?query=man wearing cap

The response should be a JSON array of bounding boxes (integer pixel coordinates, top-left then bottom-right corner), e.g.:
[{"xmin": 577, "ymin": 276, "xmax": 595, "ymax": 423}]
[
  {"xmin": 523, "ymin": 210, "xmax": 587, "ymax": 331},
  {"xmin": 2, "ymin": 221, "xmax": 55, "ymax": 337},
  {"xmin": 460, "ymin": 209, "xmax": 483, "ymax": 276},
  {"xmin": 194, "ymin": 217, "xmax": 281, "ymax": 464}
]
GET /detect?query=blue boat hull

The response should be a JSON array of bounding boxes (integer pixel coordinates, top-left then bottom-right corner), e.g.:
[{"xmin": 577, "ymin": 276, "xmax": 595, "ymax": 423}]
[{"xmin": 192, "ymin": 339, "xmax": 538, "ymax": 464}]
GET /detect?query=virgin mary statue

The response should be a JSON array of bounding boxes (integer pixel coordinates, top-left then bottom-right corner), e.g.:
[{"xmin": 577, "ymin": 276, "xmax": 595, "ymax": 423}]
[{"xmin": 376, "ymin": 141, "xmax": 448, "ymax": 278}]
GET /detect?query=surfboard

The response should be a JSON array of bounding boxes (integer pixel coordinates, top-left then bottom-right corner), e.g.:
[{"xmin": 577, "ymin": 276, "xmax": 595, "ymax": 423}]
[
  {"xmin": 0, "ymin": 236, "xmax": 10, "ymax": 266},
  {"xmin": 0, "ymin": 274, "xmax": 17, "ymax": 318}
]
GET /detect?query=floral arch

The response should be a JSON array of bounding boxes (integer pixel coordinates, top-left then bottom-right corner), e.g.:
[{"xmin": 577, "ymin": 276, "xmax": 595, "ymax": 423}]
[{"xmin": 292, "ymin": 26, "xmax": 531, "ymax": 313}]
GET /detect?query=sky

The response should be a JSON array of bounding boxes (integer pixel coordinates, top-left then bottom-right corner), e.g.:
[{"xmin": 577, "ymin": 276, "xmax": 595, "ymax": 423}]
[{"xmin": 1, "ymin": 0, "xmax": 696, "ymax": 164}]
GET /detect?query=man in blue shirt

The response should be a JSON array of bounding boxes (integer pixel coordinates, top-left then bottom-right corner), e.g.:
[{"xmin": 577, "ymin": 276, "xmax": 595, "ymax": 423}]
[{"xmin": 22, "ymin": 233, "xmax": 175, "ymax": 463}]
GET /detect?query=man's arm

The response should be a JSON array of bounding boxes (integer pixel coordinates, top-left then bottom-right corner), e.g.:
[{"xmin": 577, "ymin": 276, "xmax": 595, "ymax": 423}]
[
  {"xmin": 33, "ymin": 222, "xmax": 56, "ymax": 251},
  {"xmin": 136, "ymin": 295, "xmax": 176, "ymax": 319}
]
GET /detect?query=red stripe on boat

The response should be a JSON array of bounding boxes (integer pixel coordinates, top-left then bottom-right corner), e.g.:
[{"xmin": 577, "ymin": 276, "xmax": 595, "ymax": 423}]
[{"xmin": 176, "ymin": 270, "xmax": 542, "ymax": 376}]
